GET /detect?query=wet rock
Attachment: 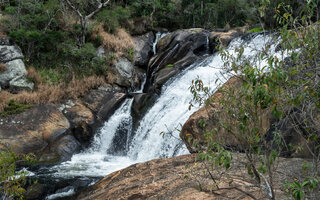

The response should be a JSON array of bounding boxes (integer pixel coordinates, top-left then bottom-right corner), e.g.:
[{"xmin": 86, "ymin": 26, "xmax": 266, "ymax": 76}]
[
  {"xmin": 209, "ymin": 27, "xmax": 246, "ymax": 50},
  {"xmin": 48, "ymin": 135, "xmax": 81, "ymax": 162},
  {"xmin": 0, "ymin": 105, "xmax": 70, "ymax": 162},
  {"xmin": 75, "ymin": 154, "xmax": 309, "ymax": 200},
  {"xmin": 24, "ymin": 183, "xmax": 45, "ymax": 200},
  {"xmin": 132, "ymin": 93, "xmax": 158, "ymax": 127},
  {"xmin": 82, "ymin": 90, "xmax": 126, "ymax": 123},
  {"xmin": 61, "ymin": 100, "xmax": 95, "ymax": 146},
  {"xmin": 145, "ymin": 28, "xmax": 211, "ymax": 92},
  {"xmin": 133, "ymin": 32, "xmax": 155, "ymax": 69}
]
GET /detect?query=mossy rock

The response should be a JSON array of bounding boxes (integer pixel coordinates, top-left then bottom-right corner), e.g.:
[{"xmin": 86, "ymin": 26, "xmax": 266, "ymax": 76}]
[{"xmin": 0, "ymin": 100, "xmax": 33, "ymax": 117}]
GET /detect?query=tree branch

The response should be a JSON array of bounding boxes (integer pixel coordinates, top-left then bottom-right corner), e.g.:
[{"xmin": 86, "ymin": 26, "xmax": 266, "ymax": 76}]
[
  {"xmin": 86, "ymin": 0, "xmax": 111, "ymax": 20},
  {"xmin": 64, "ymin": 0, "xmax": 83, "ymax": 18}
]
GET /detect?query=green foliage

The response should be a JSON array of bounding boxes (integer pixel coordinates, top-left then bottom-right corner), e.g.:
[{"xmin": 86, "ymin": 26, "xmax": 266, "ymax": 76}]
[
  {"xmin": 187, "ymin": 0, "xmax": 320, "ymax": 198},
  {"xmin": 0, "ymin": 100, "xmax": 34, "ymax": 117},
  {"xmin": 1, "ymin": 0, "xmax": 108, "ymax": 78},
  {"xmin": 246, "ymin": 27, "xmax": 263, "ymax": 33},
  {"xmin": 58, "ymin": 41, "xmax": 107, "ymax": 77},
  {"xmin": 96, "ymin": 6, "xmax": 132, "ymax": 33},
  {"xmin": 0, "ymin": 148, "xmax": 35, "ymax": 199}
]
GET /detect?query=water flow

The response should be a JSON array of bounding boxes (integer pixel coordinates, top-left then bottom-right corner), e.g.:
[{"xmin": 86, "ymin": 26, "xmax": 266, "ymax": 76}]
[
  {"xmin": 153, "ymin": 32, "xmax": 168, "ymax": 54},
  {"xmin": 46, "ymin": 33, "xmax": 285, "ymax": 178}
]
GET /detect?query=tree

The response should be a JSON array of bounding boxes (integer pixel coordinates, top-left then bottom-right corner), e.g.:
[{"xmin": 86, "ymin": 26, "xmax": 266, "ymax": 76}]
[{"xmin": 60, "ymin": 0, "xmax": 111, "ymax": 46}]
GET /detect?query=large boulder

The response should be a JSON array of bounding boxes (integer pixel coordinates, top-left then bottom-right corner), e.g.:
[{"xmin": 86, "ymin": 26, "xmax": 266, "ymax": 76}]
[
  {"xmin": 133, "ymin": 32, "xmax": 155, "ymax": 69},
  {"xmin": 113, "ymin": 57, "xmax": 145, "ymax": 91},
  {"xmin": 0, "ymin": 38, "xmax": 34, "ymax": 92},
  {"xmin": 180, "ymin": 77, "xmax": 252, "ymax": 153},
  {"xmin": 82, "ymin": 89, "xmax": 126, "ymax": 123},
  {"xmin": 209, "ymin": 27, "xmax": 246, "ymax": 50},
  {"xmin": 0, "ymin": 105, "xmax": 72, "ymax": 162},
  {"xmin": 75, "ymin": 154, "xmax": 309, "ymax": 200},
  {"xmin": 180, "ymin": 76, "xmax": 317, "ymax": 158},
  {"xmin": 59, "ymin": 100, "xmax": 95, "ymax": 147},
  {"xmin": 145, "ymin": 28, "xmax": 211, "ymax": 92},
  {"xmin": 59, "ymin": 90, "xmax": 127, "ymax": 147}
]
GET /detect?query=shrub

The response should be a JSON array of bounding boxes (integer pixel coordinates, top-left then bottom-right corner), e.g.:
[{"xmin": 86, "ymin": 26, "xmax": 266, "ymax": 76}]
[
  {"xmin": 0, "ymin": 100, "xmax": 33, "ymax": 117},
  {"xmin": 187, "ymin": 1, "xmax": 320, "ymax": 199},
  {"xmin": 0, "ymin": 148, "xmax": 35, "ymax": 200}
]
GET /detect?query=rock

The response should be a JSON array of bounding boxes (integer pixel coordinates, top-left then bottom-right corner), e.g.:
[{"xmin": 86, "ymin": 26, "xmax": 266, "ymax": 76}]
[
  {"xmin": 114, "ymin": 57, "xmax": 144, "ymax": 90},
  {"xmin": 24, "ymin": 183, "xmax": 45, "ymax": 200},
  {"xmin": 0, "ymin": 38, "xmax": 34, "ymax": 92},
  {"xmin": 0, "ymin": 38, "xmax": 13, "ymax": 46},
  {"xmin": 145, "ymin": 28, "xmax": 211, "ymax": 92},
  {"xmin": 133, "ymin": 32, "xmax": 155, "ymax": 68},
  {"xmin": 180, "ymin": 77, "xmax": 272, "ymax": 153},
  {"xmin": 209, "ymin": 27, "xmax": 246, "ymax": 49},
  {"xmin": 180, "ymin": 76, "xmax": 316, "ymax": 158},
  {"xmin": 75, "ymin": 154, "xmax": 309, "ymax": 200},
  {"xmin": 43, "ymin": 135, "xmax": 81, "ymax": 162},
  {"xmin": 132, "ymin": 93, "xmax": 158, "ymax": 127},
  {"xmin": 82, "ymin": 90, "xmax": 126, "ymax": 123},
  {"xmin": 115, "ymin": 57, "xmax": 134, "ymax": 80},
  {"xmin": 96, "ymin": 46, "xmax": 105, "ymax": 58},
  {"xmin": 61, "ymin": 100, "xmax": 95, "ymax": 146},
  {"xmin": 0, "ymin": 45, "xmax": 24, "ymax": 62},
  {"xmin": 0, "ymin": 105, "xmax": 73, "ymax": 163}
]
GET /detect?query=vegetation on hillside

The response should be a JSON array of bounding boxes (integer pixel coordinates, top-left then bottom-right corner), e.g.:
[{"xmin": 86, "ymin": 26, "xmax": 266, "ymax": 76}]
[{"xmin": 0, "ymin": 0, "xmax": 318, "ymax": 198}]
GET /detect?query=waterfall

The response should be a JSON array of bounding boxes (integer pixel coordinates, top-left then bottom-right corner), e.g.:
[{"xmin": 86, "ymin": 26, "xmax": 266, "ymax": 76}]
[
  {"xmin": 153, "ymin": 32, "xmax": 168, "ymax": 54},
  {"xmin": 45, "ymin": 32, "xmax": 285, "ymax": 179}
]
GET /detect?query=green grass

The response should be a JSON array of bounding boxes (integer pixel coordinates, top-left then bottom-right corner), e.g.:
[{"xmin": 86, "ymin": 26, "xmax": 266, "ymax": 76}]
[
  {"xmin": 1, "ymin": 100, "xmax": 34, "ymax": 117},
  {"xmin": 246, "ymin": 27, "xmax": 263, "ymax": 33},
  {"xmin": 38, "ymin": 67, "xmax": 68, "ymax": 84}
]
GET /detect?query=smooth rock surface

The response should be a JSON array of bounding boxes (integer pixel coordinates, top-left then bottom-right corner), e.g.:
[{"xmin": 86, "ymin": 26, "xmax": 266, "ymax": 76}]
[
  {"xmin": 133, "ymin": 32, "xmax": 155, "ymax": 68},
  {"xmin": 82, "ymin": 90, "xmax": 126, "ymax": 123},
  {"xmin": 145, "ymin": 28, "xmax": 211, "ymax": 92},
  {"xmin": 75, "ymin": 154, "xmax": 309, "ymax": 200},
  {"xmin": 0, "ymin": 105, "xmax": 70, "ymax": 161},
  {"xmin": 61, "ymin": 100, "xmax": 95, "ymax": 147}
]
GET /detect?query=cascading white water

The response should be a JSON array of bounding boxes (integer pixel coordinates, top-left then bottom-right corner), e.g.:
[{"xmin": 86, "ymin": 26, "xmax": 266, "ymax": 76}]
[
  {"xmin": 46, "ymin": 33, "xmax": 286, "ymax": 179},
  {"xmin": 153, "ymin": 32, "xmax": 169, "ymax": 54}
]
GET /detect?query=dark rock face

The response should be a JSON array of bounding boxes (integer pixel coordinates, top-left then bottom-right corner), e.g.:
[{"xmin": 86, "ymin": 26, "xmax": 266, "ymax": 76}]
[
  {"xmin": 24, "ymin": 183, "xmax": 45, "ymax": 200},
  {"xmin": 0, "ymin": 105, "xmax": 71, "ymax": 162},
  {"xmin": 145, "ymin": 29, "xmax": 211, "ymax": 92},
  {"xmin": 132, "ymin": 92, "xmax": 159, "ymax": 127},
  {"xmin": 0, "ymin": 90, "xmax": 127, "ymax": 164},
  {"xmin": 75, "ymin": 154, "xmax": 308, "ymax": 200},
  {"xmin": 82, "ymin": 90, "xmax": 126, "ymax": 123},
  {"xmin": 133, "ymin": 32, "xmax": 155, "ymax": 69}
]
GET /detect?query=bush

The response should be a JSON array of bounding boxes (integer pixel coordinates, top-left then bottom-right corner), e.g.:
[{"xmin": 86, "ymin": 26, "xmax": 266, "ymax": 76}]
[
  {"xmin": 0, "ymin": 100, "xmax": 33, "ymax": 117},
  {"xmin": 187, "ymin": 0, "xmax": 320, "ymax": 199},
  {"xmin": 0, "ymin": 148, "xmax": 35, "ymax": 200}
]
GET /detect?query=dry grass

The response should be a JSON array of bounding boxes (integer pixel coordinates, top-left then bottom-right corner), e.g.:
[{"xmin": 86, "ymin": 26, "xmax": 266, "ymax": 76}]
[
  {"xmin": 27, "ymin": 66, "xmax": 43, "ymax": 85},
  {"xmin": 0, "ymin": 63, "xmax": 8, "ymax": 73},
  {"xmin": 0, "ymin": 75, "xmax": 106, "ymax": 113},
  {"xmin": 91, "ymin": 25, "xmax": 135, "ymax": 59}
]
